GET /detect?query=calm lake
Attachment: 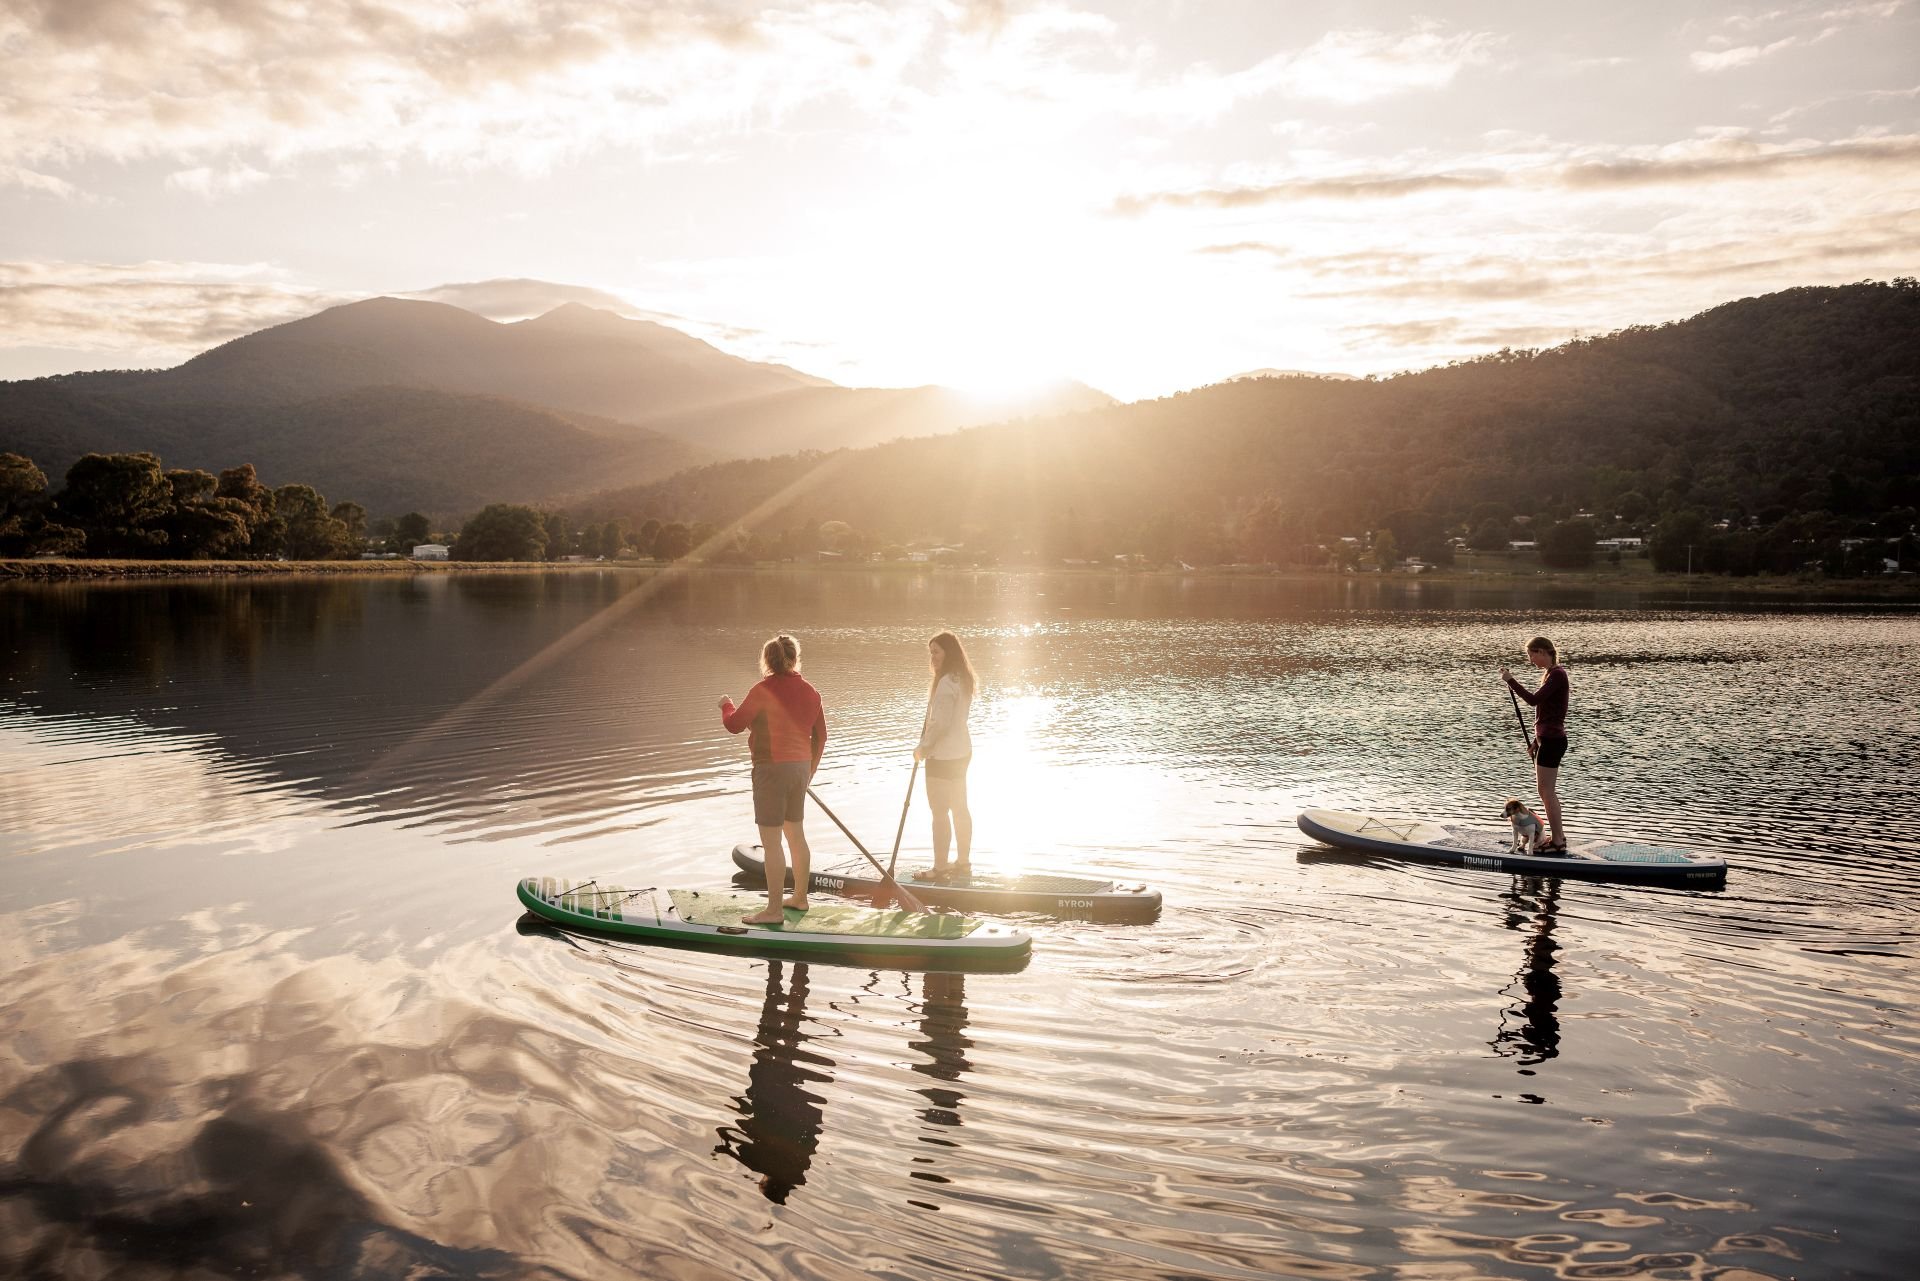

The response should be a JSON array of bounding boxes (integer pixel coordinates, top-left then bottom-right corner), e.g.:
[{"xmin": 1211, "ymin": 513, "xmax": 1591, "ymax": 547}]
[{"xmin": 2, "ymin": 570, "xmax": 1916, "ymax": 1280}]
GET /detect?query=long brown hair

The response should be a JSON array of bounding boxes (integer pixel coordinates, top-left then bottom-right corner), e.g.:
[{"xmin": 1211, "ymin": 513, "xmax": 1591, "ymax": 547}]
[
  {"xmin": 927, "ymin": 631, "xmax": 976, "ymax": 699},
  {"xmin": 1527, "ymin": 636, "xmax": 1559, "ymax": 665},
  {"xmin": 761, "ymin": 633, "xmax": 800, "ymax": 676}
]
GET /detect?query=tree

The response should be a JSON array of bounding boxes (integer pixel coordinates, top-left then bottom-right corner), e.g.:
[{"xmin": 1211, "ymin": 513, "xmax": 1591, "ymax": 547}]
[
  {"xmin": 275, "ymin": 484, "xmax": 349, "ymax": 560},
  {"xmin": 56, "ymin": 453, "xmax": 172, "ymax": 557},
  {"xmin": 1650, "ymin": 510, "xmax": 1710, "ymax": 573},
  {"xmin": 542, "ymin": 510, "xmax": 572, "ymax": 559},
  {"xmin": 216, "ymin": 465, "xmax": 281, "ymax": 558},
  {"xmin": 331, "ymin": 501, "xmax": 368, "ymax": 552},
  {"xmin": 1539, "ymin": 518, "xmax": 1597, "ymax": 568},
  {"xmin": 635, "ymin": 518, "xmax": 662, "ymax": 558},
  {"xmin": 393, "ymin": 511, "xmax": 431, "ymax": 553},
  {"xmin": 453, "ymin": 503, "xmax": 548, "ymax": 561},
  {"xmin": 160, "ymin": 468, "xmax": 251, "ymax": 559},
  {"xmin": 0, "ymin": 453, "xmax": 49, "ymax": 554},
  {"xmin": 1469, "ymin": 518, "xmax": 1510, "ymax": 551},
  {"xmin": 652, "ymin": 521, "xmax": 693, "ymax": 561},
  {"xmin": 1369, "ymin": 528, "xmax": 1399, "ymax": 570}
]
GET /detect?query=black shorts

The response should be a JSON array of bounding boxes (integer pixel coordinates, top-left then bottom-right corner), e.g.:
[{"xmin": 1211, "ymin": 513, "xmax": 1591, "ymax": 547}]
[
  {"xmin": 924, "ymin": 755, "xmax": 970, "ymax": 785},
  {"xmin": 1536, "ymin": 736, "xmax": 1568, "ymax": 769}
]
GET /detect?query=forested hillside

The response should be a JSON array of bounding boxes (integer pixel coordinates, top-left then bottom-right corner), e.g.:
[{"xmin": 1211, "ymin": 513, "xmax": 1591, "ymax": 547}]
[{"xmin": 580, "ymin": 281, "xmax": 1919, "ymax": 573}]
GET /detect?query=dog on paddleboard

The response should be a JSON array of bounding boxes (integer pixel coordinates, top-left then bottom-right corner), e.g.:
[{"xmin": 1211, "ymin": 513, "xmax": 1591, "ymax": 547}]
[{"xmin": 1503, "ymin": 799, "xmax": 1547, "ymax": 855}]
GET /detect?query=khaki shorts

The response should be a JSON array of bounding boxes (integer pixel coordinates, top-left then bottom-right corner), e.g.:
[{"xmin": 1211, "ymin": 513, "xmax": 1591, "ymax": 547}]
[{"xmin": 752, "ymin": 761, "xmax": 811, "ymax": 828}]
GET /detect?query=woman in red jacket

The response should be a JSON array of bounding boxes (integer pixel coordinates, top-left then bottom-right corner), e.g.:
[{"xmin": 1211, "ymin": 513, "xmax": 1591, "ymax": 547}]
[
  {"xmin": 1502, "ymin": 636, "xmax": 1570, "ymax": 853},
  {"xmin": 720, "ymin": 634, "xmax": 828, "ymax": 924}
]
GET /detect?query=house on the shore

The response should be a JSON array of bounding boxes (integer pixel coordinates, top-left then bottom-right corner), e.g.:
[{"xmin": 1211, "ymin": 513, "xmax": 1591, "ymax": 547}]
[{"xmin": 410, "ymin": 543, "xmax": 449, "ymax": 561}]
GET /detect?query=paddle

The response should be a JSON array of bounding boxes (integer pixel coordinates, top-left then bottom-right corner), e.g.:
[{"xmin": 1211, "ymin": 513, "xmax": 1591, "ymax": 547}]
[
  {"xmin": 885, "ymin": 758, "xmax": 920, "ymax": 886},
  {"xmin": 806, "ymin": 786, "xmax": 928, "ymax": 913},
  {"xmin": 1504, "ymin": 676, "xmax": 1537, "ymax": 762}
]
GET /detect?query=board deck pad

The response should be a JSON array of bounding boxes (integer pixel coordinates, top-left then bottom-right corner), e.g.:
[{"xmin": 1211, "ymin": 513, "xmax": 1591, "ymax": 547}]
[
  {"xmin": 729, "ymin": 844, "xmax": 1163, "ymax": 921},
  {"xmin": 517, "ymin": 876, "xmax": 1032, "ymax": 966},
  {"xmin": 909, "ymin": 870, "xmax": 1115, "ymax": 893},
  {"xmin": 669, "ymin": 889, "xmax": 978, "ymax": 939}
]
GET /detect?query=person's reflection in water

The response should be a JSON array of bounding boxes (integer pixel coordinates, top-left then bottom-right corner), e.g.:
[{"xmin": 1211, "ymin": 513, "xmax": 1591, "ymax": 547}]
[
  {"xmin": 714, "ymin": 960, "xmax": 833, "ymax": 1205},
  {"xmin": 904, "ymin": 971, "xmax": 975, "ymax": 1207},
  {"xmin": 910, "ymin": 972, "xmax": 975, "ymax": 1128},
  {"xmin": 1490, "ymin": 876, "xmax": 1562, "ymax": 1070}
]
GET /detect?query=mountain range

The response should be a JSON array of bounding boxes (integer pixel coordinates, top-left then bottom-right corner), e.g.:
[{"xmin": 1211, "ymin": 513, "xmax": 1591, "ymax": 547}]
[
  {"xmin": 0, "ymin": 296, "xmax": 1113, "ymax": 514},
  {"xmin": 577, "ymin": 281, "xmax": 1919, "ymax": 559}
]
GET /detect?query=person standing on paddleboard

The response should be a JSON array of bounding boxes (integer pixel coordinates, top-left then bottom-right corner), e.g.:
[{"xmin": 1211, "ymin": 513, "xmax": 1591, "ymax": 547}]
[
  {"xmin": 1502, "ymin": 637, "xmax": 1570, "ymax": 853},
  {"xmin": 721, "ymin": 634, "xmax": 827, "ymax": 925},
  {"xmin": 913, "ymin": 631, "xmax": 976, "ymax": 883}
]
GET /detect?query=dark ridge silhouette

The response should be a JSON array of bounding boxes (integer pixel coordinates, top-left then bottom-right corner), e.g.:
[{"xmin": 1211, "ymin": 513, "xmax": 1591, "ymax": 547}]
[
  {"xmin": 0, "ymin": 294, "xmax": 1118, "ymax": 507},
  {"xmin": 577, "ymin": 281, "xmax": 1920, "ymax": 562}
]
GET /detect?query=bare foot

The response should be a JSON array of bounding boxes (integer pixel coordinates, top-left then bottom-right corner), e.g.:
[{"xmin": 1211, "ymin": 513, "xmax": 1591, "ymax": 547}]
[
  {"xmin": 740, "ymin": 907, "xmax": 786, "ymax": 926},
  {"xmin": 783, "ymin": 896, "xmax": 810, "ymax": 911}
]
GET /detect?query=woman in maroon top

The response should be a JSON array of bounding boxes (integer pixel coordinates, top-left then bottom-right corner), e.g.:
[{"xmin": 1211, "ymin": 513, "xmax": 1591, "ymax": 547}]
[
  {"xmin": 1502, "ymin": 636, "xmax": 1570, "ymax": 852},
  {"xmin": 720, "ymin": 634, "xmax": 828, "ymax": 925}
]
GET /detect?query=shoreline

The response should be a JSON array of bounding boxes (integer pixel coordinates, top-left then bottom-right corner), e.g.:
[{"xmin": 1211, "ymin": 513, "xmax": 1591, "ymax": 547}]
[{"xmin": 4, "ymin": 556, "xmax": 1915, "ymax": 601}]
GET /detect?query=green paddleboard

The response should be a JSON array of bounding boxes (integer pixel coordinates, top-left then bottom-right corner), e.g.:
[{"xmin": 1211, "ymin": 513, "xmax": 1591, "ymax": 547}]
[{"xmin": 516, "ymin": 878, "xmax": 1032, "ymax": 966}]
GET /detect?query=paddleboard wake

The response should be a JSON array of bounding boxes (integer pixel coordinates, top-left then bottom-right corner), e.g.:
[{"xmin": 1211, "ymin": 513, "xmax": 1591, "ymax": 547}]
[{"xmin": 1296, "ymin": 808, "xmax": 1728, "ymax": 886}]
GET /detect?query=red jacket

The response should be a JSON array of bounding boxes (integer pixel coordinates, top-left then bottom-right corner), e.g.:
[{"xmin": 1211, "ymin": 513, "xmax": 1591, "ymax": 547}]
[{"xmin": 721, "ymin": 673, "xmax": 827, "ymax": 766}]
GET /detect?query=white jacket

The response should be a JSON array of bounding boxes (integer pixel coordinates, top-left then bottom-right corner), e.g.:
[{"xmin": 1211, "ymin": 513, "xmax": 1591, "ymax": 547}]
[{"xmin": 917, "ymin": 674, "xmax": 973, "ymax": 761}]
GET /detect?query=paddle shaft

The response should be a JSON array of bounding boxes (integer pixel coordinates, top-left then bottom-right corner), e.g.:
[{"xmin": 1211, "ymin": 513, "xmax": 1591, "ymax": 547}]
[
  {"xmin": 887, "ymin": 696, "xmax": 933, "ymax": 882},
  {"xmin": 1505, "ymin": 680, "xmax": 1537, "ymax": 762},
  {"xmin": 806, "ymin": 787, "xmax": 927, "ymax": 913},
  {"xmin": 885, "ymin": 758, "xmax": 919, "ymax": 882}
]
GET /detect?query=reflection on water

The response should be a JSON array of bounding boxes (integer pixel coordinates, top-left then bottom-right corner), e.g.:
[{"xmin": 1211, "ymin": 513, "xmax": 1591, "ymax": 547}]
[
  {"xmin": 2, "ymin": 570, "xmax": 1918, "ymax": 1279},
  {"xmin": 718, "ymin": 960, "xmax": 831, "ymax": 1204},
  {"xmin": 1491, "ymin": 878, "xmax": 1562, "ymax": 1073}
]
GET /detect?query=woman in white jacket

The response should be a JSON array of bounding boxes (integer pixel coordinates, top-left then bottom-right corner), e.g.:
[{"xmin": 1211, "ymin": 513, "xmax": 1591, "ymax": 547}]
[{"xmin": 913, "ymin": 631, "xmax": 976, "ymax": 882}]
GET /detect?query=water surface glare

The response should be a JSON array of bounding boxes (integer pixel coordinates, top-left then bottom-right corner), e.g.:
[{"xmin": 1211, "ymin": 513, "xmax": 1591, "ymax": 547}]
[{"xmin": 2, "ymin": 570, "xmax": 1916, "ymax": 1280}]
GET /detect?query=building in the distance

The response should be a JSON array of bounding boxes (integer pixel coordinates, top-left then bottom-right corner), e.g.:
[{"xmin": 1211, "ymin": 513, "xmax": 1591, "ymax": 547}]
[{"xmin": 410, "ymin": 543, "xmax": 449, "ymax": 561}]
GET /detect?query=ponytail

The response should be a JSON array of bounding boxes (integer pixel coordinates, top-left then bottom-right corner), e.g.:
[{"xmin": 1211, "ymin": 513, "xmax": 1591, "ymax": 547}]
[{"xmin": 761, "ymin": 633, "xmax": 800, "ymax": 676}]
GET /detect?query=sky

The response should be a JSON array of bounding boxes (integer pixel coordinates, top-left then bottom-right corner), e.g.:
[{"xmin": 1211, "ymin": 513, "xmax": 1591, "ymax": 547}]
[{"xmin": 2, "ymin": 0, "xmax": 1917, "ymax": 400}]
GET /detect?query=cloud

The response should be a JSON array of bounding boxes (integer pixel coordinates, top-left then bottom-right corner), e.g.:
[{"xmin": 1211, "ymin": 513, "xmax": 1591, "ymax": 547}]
[
  {"xmin": 0, "ymin": 163, "xmax": 81, "ymax": 198},
  {"xmin": 0, "ymin": 261, "xmax": 343, "ymax": 365},
  {"xmin": 165, "ymin": 162, "xmax": 270, "ymax": 198},
  {"xmin": 1116, "ymin": 169, "xmax": 1504, "ymax": 214},
  {"xmin": 1116, "ymin": 134, "xmax": 1920, "ymax": 214},
  {"xmin": 1559, "ymin": 133, "xmax": 1920, "ymax": 186},
  {"xmin": 1268, "ymin": 25, "xmax": 1498, "ymax": 104},
  {"xmin": 1690, "ymin": 36, "xmax": 1800, "ymax": 71},
  {"xmin": 0, "ymin": 0, "xmax": 940, "ymax": 175}
]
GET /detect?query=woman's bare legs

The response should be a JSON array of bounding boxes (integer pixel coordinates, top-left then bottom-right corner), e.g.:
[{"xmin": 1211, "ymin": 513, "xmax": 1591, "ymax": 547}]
[
  {"xmin": 782, "ymin": 818, "xmax": 811, "ymax": 909},
  {"xmin": 926, "ymin": 774, "xmax": 972, "ymax": 876},
  {"xmin": 1536, "ymin": 763, "xmax": 1565, "ymax": 848},
  {"xmin": 743, "ymin": 823, "xmax": 788, "ymax": 924}
]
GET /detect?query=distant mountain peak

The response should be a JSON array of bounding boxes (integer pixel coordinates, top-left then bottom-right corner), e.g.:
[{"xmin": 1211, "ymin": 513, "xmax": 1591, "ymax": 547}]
[{"xmin": 526, "ymin": 301, "xmax": 633, "ymax": 328}]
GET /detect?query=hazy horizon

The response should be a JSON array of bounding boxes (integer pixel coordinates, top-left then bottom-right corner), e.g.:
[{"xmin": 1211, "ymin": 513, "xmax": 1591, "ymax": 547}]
[{"xmin": 3, "ymin": 1, "xmax": 1917, "ymax": 399}]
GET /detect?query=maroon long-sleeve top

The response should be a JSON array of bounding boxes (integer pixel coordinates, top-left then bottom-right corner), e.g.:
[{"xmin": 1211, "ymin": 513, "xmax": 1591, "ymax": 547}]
[
  {"xmin": 1505, "ymin": 665, "xmax": 1570, "ymax": 738},
  {"xmin": 721, "ymin": 672, "xmax": 827, "ymax": 767}
]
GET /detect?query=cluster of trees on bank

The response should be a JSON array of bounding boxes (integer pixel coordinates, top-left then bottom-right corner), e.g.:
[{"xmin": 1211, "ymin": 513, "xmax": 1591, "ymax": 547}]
[{"xmin": 1, "ymin": 451, "xmax": 374, "ymax": 561}]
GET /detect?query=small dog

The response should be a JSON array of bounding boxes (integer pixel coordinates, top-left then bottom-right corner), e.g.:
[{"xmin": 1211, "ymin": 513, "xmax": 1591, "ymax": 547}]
[{"xmin": 1503, "ymin": 799, "xmax": 1547, "ymax": 855}]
